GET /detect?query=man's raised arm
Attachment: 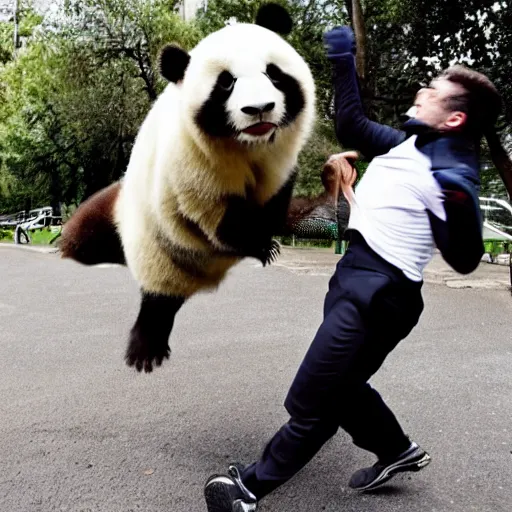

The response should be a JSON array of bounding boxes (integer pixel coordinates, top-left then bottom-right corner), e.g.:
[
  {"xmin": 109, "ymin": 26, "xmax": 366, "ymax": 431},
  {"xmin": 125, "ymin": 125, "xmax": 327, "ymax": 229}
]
[{"xmin": 324, "ymin": 27, "xmax": 406, "ymax": 159}]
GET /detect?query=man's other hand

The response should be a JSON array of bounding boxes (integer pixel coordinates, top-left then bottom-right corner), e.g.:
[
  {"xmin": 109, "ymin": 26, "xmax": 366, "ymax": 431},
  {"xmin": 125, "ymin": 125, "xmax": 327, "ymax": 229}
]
[{"xmin": 323, "ymin": 151, "xmax": 359, "ymax": 205}]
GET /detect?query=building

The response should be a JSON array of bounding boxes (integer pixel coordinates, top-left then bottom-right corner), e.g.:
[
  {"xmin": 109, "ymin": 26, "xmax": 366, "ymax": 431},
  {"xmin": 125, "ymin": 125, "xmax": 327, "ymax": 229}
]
[
  {"xmin": 179, "ymin": 0, "xmax": 206, "ymax": 21},
  {"xmin": 0, "ymin": 0, "xmax": 14, "ymax": 21},
  {"xmin": 0, "ymin": 0, "xmax": 56, "ymax": 22}
]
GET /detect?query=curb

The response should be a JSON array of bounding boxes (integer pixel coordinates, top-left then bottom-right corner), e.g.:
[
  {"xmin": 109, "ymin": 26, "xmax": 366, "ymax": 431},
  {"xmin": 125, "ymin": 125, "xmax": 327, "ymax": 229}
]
[
  {"xmin": 0, "ymin": 243, "xmax": 59, "ymax": 254},
  {"xmin": 423, "ymin": 267, "xmax": 511, "ymax": 290},
  {"xmin": 481, "ymin": 253, "xmax": 511, "ymax": 266},
  {"xmin": 424, "ymin": 275, "xmax": 511, "ymax": 290}
]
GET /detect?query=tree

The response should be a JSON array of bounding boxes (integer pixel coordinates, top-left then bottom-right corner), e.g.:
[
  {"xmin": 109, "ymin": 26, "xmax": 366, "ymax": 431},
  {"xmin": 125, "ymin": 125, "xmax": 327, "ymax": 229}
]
[
  {"xmin": 344, "ymin": 0, "xmax": 512, "ymax": 198},
  {"xmin": 0, "ymin": 0, "xmax": 202, "ymax": 213},
  {"xmin": 56, "ymin": 0, "xmax": 202, "ymax": 101},
  {"xmin": 1, "ymin": 0, "xmax": 511, "ymax": 213}
]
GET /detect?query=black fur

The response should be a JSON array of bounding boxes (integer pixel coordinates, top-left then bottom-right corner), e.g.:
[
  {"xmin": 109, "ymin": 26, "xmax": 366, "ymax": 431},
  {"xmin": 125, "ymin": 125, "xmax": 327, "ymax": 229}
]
[
  {"xmin": 195, "ymin": 72, "xmax": 237, "ymax": 138},
  {"xmin": 255, "ymin": 3, "xmax": 293, "ymax": 35},
  {"xmin": 159, "ymin": 44, "xmax": 190, "ymax": 83},
  {"xmin": 126, "ymin": 293, "xmax": 185, "ymax": 373},
  {"xmin": 216, "ymin": 170, "xmax": 297, "ymax": 264},
  {"xmin": 266, "ymin": 64, "xmax": 305, "ymax": 126},
  {"xmin": 175, "ymin": 210, "xmax": 211, "ymax": 246},
  {"xmin": 196, "ymin": 63, "xmax": 305, "ymax": 138},
  {"xmin": 260, "ymin": 168, "xmax": 298, "ymax": 234},
  {"xmin": 156, "ymin": 230, "xmax": 210, "ymax": 280}
]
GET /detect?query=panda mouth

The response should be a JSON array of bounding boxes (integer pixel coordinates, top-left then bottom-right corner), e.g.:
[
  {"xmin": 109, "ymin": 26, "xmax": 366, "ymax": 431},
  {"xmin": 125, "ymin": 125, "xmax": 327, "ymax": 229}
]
[{"xmin": 241, "ymin": 122, "xmax": 277, "ymax": 136}]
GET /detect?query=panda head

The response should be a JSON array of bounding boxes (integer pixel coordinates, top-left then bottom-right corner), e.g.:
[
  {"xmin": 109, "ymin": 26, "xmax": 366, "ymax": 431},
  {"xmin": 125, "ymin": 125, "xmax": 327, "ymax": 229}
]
[{"xmin": 159, "ymin": 3, "xmax": 315, "ymax": 148}]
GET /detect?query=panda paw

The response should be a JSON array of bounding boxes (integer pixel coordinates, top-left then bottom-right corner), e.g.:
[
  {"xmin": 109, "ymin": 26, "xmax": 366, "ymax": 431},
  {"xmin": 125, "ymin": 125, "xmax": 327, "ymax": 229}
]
[
  {"xmin": 260, "ymin": 239, "xmax": 281, "ymax": 266},
  {"xmin": 125, "ymin": 326, "xmax": 171, "ymax": 373}
]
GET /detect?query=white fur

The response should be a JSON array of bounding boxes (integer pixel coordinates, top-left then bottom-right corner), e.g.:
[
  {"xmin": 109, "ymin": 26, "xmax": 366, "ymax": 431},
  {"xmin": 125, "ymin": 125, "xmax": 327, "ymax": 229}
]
[
  {"xmin": 227, "ymin": 73, "xmax": 285, "ymax": 143},
  {"xmin": 114, "ymin": 21, "xmax": 315, "ymax": 298}
]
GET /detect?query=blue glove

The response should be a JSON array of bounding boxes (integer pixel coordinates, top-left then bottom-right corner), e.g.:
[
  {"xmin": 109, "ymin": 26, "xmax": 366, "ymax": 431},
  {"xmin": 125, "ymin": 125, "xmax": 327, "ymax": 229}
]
[{"xmin": 323, "ymin": 26, "xmax": 356, "ymax": 59}]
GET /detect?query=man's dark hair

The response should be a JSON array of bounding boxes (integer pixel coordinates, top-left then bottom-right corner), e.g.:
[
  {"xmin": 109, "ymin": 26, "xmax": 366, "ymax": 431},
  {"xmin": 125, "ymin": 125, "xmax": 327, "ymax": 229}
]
[
  {"xmin": 440, "ymin": 65, "xmax": 512, "ymax": 198},
  {"xmin": 439, "ymin": 64, "xmax": 502, "ymax": 137}
]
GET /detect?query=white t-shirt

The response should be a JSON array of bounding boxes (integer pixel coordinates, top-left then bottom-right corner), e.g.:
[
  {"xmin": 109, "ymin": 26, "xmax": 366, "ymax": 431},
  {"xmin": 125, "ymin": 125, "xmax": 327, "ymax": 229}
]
[{"xmin": 348, "ymin": 135, "xmax": 447, "ymax": 282}]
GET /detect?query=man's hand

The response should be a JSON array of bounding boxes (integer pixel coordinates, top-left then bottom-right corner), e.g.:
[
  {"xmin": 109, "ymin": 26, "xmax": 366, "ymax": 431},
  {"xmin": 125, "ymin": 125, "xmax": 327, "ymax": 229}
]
[
  {"xmin": 323, "ymin": 151, "xmax": 359, "ymax": 206},
  {"xmin": 325, "ymin": 150, "xmax": 359, "ymax": 187},
  {"xmin": 323, "ymin": 26, "xmax": 356, "ymax": 60}
]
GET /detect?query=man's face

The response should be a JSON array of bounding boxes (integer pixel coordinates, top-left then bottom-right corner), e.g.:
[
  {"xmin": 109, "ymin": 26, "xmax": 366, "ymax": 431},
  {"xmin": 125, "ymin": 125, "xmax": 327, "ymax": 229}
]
[{"xmin": 412, "ymin": 77, "xmax": 467, "ymax": 131}]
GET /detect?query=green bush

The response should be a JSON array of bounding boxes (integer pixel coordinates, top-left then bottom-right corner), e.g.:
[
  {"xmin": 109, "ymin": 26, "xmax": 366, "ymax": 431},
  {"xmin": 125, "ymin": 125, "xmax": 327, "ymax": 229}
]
[
  {"xmin": 278, "ymin": 236, "xmax": 335, "ymax": 249},
  {"xmin": 0, "ymin": 228, "xmax": 14, "ymax": 242},
  {"xmin": 484, "ymin": 239, "xmax": 512, "ymax": 258},
  {"xmin": 28, "ymin": 227, "xmax": 61, "ymax": 245}
]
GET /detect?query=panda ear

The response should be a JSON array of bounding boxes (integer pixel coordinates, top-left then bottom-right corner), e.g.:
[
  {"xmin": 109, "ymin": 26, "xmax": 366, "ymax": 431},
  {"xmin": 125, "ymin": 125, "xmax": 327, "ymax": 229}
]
[
  {"xmin": 255, "ymin": 3, "xmax": 293, "ymax": 36},
  {"xmin": 159, "ymin": 44, "xmax": 191, "ymax": 83}
]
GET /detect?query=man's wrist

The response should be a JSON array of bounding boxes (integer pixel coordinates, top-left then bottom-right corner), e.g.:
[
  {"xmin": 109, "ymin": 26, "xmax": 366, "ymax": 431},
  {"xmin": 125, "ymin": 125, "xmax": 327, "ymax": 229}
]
[
  {"xmin": 327, "ymin": 51, "xmax": 355, "ymax": 60},
  {"xmin": 328, "ymin": 52, "xmax": 357, "ymax": 66}
]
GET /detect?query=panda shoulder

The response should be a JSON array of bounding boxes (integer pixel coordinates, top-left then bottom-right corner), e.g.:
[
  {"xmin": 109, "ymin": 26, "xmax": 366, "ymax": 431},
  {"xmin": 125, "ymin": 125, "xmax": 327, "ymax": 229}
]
[
  {"xmin": 140, "ymin": 83, "xmax": 181, "ymax": 129},
  {"xmin": 159, "ymin": 82, "xmax": 182, "ymax": 105}
]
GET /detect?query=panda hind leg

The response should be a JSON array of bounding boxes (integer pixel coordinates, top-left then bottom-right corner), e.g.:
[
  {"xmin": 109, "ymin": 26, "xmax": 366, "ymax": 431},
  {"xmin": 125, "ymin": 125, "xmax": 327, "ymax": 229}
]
[{"xmin": 125, "ymin": 291, "xmax": 185, "ymax": 373}]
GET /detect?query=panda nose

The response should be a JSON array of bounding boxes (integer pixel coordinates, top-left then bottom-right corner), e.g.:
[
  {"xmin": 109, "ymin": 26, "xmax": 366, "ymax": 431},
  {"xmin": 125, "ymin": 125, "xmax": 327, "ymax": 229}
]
[{"xmin": 241, "ymin": 102, "xmax": 275, "ymax": 116}]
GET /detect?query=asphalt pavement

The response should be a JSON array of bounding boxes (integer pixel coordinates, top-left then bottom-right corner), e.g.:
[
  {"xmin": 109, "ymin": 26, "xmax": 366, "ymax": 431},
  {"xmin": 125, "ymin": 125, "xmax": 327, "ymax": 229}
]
[{"xmin": 1, "ymin": 244, "xmax": 511, "ymax": 512}]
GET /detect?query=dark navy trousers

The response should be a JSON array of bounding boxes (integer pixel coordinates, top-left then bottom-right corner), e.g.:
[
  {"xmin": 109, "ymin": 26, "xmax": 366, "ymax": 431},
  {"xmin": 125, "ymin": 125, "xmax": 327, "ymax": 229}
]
[{"xmin": 241, "ymin": 230, "xmax": 424, "ymax": 499}]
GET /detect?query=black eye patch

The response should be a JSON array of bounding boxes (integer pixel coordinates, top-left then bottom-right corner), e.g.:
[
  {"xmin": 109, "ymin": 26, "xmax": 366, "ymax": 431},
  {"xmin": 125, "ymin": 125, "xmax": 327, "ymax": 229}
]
[
  {"xmin": 195, "ymin": 70, "xmax": 237, "ymax": 138},
  {"xmin": 217, "ymin": 70, "xmax": 236, "ymax": 91},
  {"xmin": 265, "ymin": 63, "xmax": 305, "ymax": 126},
  {"xmin": 265, "ymin": 64, "xmax": 283, "ymax": 84}
]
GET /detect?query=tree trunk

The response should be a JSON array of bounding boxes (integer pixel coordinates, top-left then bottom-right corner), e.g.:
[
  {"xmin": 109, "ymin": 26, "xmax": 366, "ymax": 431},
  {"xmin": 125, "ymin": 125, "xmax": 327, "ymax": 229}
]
[
  {"xmin": 487, "ymin": 129, "xmax": 512, "ymax": 200},
  {"xmin": 351, "ymin": 0, "xmax": 367, "ymax": 81},
  {"xmin": 49, "ymin": 167, "xmax": 62, "ymax": 217}
]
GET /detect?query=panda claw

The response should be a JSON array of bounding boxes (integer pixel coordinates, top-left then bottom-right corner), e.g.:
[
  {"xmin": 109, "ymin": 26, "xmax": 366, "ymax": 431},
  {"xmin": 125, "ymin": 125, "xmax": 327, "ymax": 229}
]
[
  {"xmin": 125, "ymin": 326, "xmax": 171, "ymax": 374},
  {"xmin": 259, "ymin": 239, "xmax": 281, "ymax": 266},
  {"xmin": 128, "ymin": 350, "xmax": 170, "ymax": 374},
  {"xmin": 269, "ymin": 240, "xmax": 281, "ymax": 262}
]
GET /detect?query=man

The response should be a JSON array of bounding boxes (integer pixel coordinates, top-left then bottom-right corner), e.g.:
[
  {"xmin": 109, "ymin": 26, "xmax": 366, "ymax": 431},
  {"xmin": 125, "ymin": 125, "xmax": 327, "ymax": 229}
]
[{"xmin": 204, "ymin": 25, "xmax": 506, "ymax": 511}]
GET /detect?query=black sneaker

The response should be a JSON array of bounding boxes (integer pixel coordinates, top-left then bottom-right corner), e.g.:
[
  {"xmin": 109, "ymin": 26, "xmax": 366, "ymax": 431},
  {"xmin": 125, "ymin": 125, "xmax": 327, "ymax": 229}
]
[
  {"xmin": 349, "ymin": 442, "xmax": 431, "ymax": 491},
  {"xmin": 204, "ymin": 464, "xmax": 258, "ymax": 512}
]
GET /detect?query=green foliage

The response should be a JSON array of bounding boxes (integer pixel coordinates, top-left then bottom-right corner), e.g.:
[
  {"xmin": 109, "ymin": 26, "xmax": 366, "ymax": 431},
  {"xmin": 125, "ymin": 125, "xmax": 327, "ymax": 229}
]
[
  {"xmin": 0, "ymin": 0, "xmax": 202, "ymax": 213},
  {"xmin": 0, "ymin": 20, "xmax": 14, "ymax": 65},
  {"xmin": 295, "ymin": 120, "xmax": 340, "ymax": 197},
  {"xmin": 0, "ymin": 228, "xmax": 14, "ymax": 242},
  {"xmin": 1, "ymin": 0, "xmax": 511, "ymax": 214},
  {"xmin": 367, "ymin": 1, "xmax": 512, "ymax": 123},
  {"xmin": 28, "ymin": 227, "xmax": 61, "ymax": 245},
  {"xmin": 0, "ymin": 227, "xmax": 61, "ymax": 245},
  {"xmin": 277, "ymin": 235, "xmax": 336, "ymax": 249},
  {"xmin": 0, "ymin": 4, "xmax": 43, "ymax": 64},
  {"xmin": 480, "ymin": 164, "xmax": 509, "ymax": 199}
]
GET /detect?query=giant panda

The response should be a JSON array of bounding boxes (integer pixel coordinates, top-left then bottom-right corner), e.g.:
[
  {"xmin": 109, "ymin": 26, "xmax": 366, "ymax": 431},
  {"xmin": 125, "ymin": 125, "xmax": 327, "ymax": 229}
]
[{"xmin": 60, "ymin": 3, "xmax": 316, "ymax": 374}]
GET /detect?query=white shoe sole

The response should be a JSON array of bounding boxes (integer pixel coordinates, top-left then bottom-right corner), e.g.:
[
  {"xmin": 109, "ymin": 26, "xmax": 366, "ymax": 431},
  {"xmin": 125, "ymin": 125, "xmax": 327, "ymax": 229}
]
[
  {"xmin": 205, "ymin": 476, "xmax": 257, "ymax": 512},
  {"xmin": 356, "ymin": 452, "xmax": 432, "ymax": 491}
]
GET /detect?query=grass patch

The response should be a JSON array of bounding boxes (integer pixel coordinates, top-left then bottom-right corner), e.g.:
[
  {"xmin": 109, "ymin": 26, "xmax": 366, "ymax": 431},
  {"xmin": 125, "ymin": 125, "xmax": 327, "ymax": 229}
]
[
  {"xmin": 0, "ymin": 228, "xmax": 14, "ymax": 242},
  {"xmin": 484, "ymin": 239, "xmax": 512, "ymax": 258},
  {"xmin": 277, "ymin": 236, "xmax": 336, "ymax": 249},
  {"xmin": 0, "ymin": 227, "xmax": 61, "ymax": 245},
  {"xmin": 28, "ymin": 227, "xmax": 61, "ymax": 245}
]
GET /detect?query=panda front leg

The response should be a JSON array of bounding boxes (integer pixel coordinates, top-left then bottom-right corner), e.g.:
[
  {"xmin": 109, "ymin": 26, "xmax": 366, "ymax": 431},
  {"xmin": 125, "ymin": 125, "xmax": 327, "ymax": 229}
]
[
  {"xmin": 216, "ymin": 173, "xmax": 297, "ymax": 264},
  {"xmin": 125, "ymin": 291, "xmax": 185, "ymax": 373},
  {"xmin": 217, "ymin": 196, "xmax": 278, "ymax": 265}
]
